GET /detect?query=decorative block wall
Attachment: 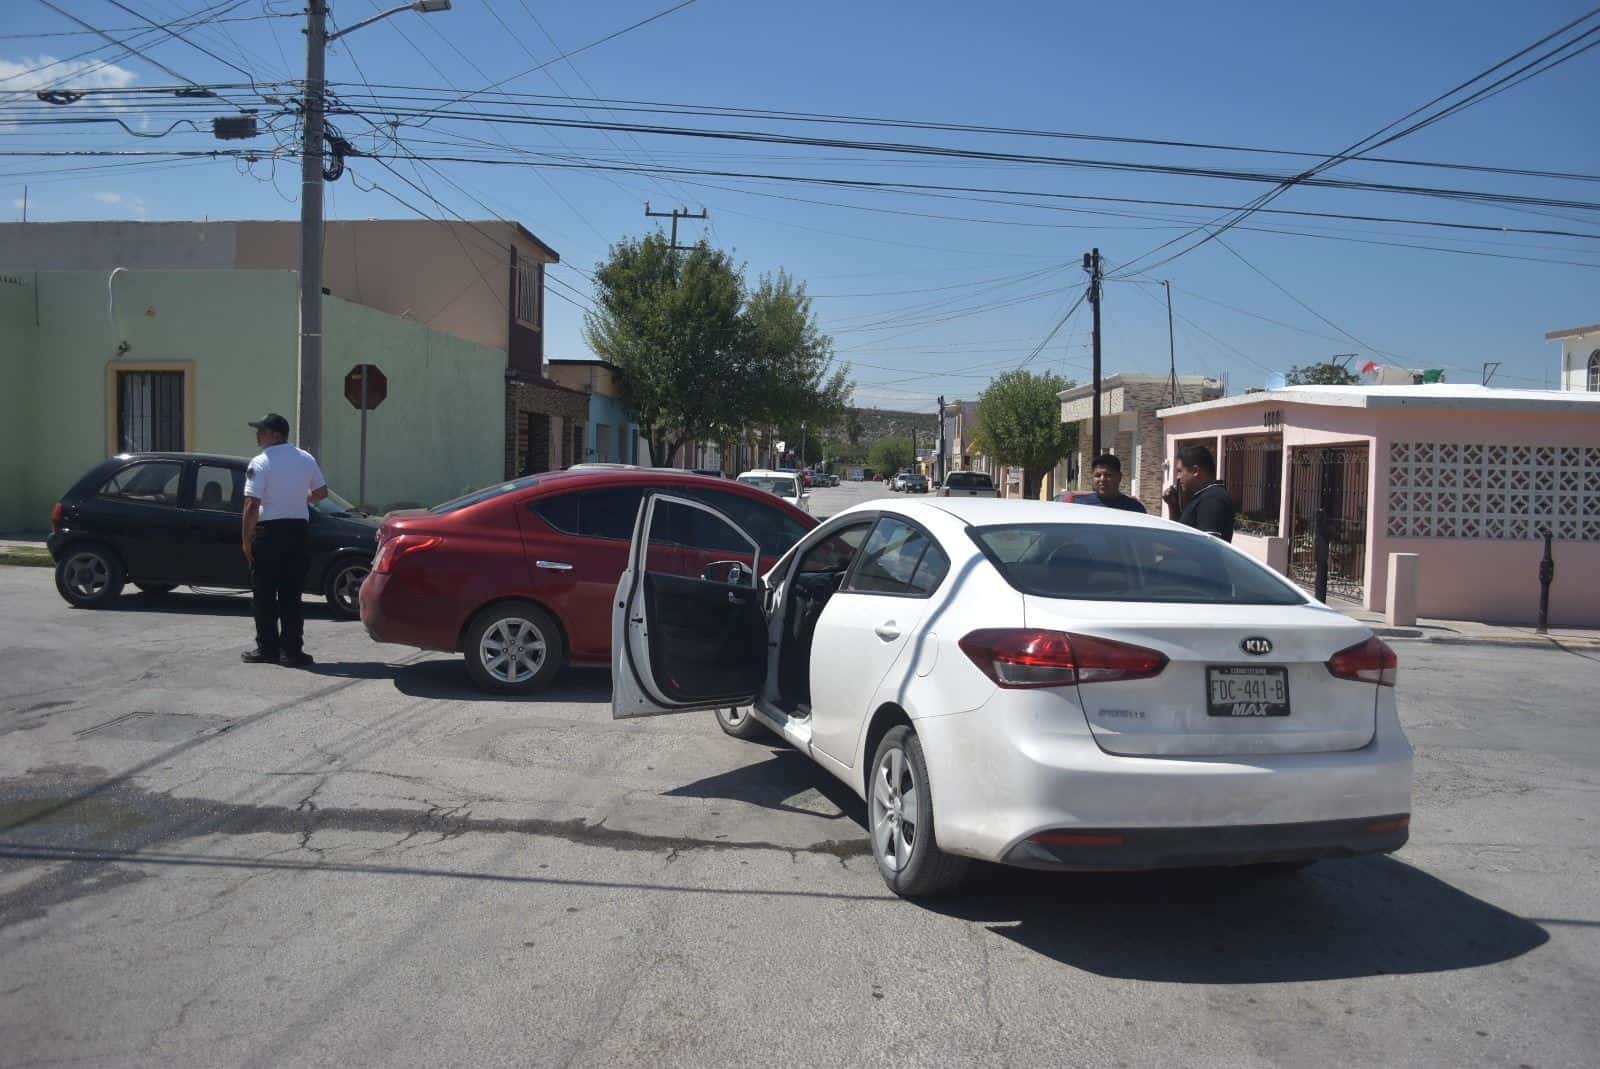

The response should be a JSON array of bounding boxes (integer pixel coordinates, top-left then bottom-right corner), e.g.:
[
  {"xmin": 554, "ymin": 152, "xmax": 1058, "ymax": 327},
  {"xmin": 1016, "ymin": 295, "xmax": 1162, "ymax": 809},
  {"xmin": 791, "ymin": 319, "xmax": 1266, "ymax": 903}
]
[{"xmin": 1387, "ymin": 442, "xmax": 1600, "ymax": 541}]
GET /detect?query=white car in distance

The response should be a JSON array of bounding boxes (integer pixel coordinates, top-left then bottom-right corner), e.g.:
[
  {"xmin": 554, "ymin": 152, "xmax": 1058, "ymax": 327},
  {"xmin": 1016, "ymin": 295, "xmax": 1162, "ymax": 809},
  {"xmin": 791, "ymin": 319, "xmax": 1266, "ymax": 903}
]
[
  {"xmin": 612, "ymin": 495, "xmax": 1413, "ymax": 897},
  {"xmin": 736, "ymin": 469, "xmax": 809, "ymax": 514}
]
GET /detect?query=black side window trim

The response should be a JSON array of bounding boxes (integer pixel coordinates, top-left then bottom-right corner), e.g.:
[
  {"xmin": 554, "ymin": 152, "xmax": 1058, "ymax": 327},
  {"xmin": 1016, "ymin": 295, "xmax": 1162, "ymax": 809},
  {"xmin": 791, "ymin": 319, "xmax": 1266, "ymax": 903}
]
[{"xmin": 839, "ymin": 514, "xmax": 948, "ymax": 600}]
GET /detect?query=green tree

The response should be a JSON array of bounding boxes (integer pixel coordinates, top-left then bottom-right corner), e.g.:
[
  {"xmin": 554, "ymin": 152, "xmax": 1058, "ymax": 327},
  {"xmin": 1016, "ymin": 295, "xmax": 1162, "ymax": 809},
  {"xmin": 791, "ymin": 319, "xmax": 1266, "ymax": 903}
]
[
  {"xmin": 584, "ymin": 234, "xmax": 745, "ymax": 465},
  {"xmin": 867, "ymin": 436, "xmax": 914, "ymax": 478},
  {"xmin": 743, "ymin": 271, "xmax": 852, "ymax": 442},
  {"xmin": 975, "ymin": 370, "xmax": 1076, "ymax": 499},
  {"xmin": 1286, "ymin": 361, "xmax": 1360, "ymax": 386}
]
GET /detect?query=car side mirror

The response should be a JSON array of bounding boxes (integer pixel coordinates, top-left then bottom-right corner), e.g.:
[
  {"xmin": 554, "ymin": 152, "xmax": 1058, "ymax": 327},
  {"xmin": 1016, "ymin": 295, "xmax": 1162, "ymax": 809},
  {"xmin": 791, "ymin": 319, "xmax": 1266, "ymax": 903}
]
[{"xmin": 701, "ymin": 560, "xmax": 750, "ymax": 585}]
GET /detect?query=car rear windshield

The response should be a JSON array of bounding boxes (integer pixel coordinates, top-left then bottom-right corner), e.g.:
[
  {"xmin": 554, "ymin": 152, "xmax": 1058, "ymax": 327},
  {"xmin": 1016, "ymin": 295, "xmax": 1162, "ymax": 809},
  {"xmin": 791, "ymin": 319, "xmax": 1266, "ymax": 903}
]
[
  {"xmin": 738, "ymin": 475, "xmax": 798, "ymax": 498},
  {"xmin": 970, "ymin": 523, "xmax": 1306, "ymax": 605},
  {"xmin": 429, "ymin": 475, "xmax": 542, "ymax": 514},
  {"xmin": 944, "ymin": 472, "xmax": 992, "ymax": 489}
]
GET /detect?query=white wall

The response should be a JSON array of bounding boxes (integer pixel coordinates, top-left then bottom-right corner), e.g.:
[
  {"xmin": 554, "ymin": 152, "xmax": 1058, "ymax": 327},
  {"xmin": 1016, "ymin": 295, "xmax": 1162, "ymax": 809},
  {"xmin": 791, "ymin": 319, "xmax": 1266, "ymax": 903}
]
[{"xmin": 1562, "ymin": 335, "xmax": 1599, "ymax": 392}]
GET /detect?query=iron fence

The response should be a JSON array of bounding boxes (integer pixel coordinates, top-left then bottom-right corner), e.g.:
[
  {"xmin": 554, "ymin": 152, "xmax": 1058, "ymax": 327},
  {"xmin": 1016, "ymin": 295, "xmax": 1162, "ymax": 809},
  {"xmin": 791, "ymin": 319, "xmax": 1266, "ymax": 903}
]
[
  {"xmin": 1224, "ymin": 434, "xmax": 1283, "ymax": 537},
  {"xmin": 1288, "ymin": 444, "xmax": 1370, "ymax": 602}
]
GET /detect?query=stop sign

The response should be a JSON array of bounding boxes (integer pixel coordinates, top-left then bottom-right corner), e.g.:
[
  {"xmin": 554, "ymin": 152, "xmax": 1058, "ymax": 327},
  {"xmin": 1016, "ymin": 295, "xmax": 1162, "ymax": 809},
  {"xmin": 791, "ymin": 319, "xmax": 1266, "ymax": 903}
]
[{"xmin": 344, "ymin": 364, "xmax": 387, "ymax": 410}]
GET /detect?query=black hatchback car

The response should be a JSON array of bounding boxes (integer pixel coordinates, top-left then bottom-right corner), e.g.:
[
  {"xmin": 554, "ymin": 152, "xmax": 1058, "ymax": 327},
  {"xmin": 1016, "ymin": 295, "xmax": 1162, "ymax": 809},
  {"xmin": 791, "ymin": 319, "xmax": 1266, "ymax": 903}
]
[{"xmin": 48, "ymin": 453, "xmax": 378, "ymax": 618}]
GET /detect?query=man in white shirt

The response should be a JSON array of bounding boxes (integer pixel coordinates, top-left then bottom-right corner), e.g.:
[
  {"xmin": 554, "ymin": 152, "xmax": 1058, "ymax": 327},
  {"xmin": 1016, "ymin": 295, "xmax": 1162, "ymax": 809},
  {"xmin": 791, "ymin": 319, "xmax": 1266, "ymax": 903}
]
[{"xmin": 242, "ymin": 413, "xmax": 328, "ymax": 667}]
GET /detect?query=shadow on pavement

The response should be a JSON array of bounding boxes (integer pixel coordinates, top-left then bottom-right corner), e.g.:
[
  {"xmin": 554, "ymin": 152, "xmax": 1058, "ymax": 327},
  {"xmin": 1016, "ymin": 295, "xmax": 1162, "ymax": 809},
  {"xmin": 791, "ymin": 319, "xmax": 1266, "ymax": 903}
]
[
  {"xmin": 390, "ymin": 660, "xmax": 614, "ymax": 704},
  {"xmin": 664, "ymin": 748, "xmax": 867, "ymax": 824},
  {"xmin": 925, "ymin": 856, "xmax": 1548, "ymax": 983},
  {"xmin": 95, "ymin": 589, "xmax": 345, "ymax": 621}
]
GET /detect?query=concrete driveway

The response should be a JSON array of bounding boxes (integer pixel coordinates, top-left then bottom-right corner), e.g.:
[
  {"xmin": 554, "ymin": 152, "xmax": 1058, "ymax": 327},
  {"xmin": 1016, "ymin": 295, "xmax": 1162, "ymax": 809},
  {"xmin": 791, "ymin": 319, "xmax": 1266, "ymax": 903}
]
[{"xmin": 1, "ymin": 560, "xmax": 1596, "ymax": 1068}]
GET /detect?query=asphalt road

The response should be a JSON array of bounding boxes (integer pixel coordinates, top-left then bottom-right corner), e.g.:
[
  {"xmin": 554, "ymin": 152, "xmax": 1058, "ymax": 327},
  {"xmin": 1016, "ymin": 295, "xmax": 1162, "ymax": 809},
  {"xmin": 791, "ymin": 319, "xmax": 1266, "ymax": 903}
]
[{"xmin": 1, "ymin": 515, "xmax": 1597, "ymax": 1067}]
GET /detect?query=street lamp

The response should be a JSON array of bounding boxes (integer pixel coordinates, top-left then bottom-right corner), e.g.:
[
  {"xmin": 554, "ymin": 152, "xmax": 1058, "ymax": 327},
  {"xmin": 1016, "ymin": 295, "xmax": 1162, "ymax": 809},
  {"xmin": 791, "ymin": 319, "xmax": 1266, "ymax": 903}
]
[{"xmin": 297, "ymin": 0, "xmax": 451, "ymax": 457}]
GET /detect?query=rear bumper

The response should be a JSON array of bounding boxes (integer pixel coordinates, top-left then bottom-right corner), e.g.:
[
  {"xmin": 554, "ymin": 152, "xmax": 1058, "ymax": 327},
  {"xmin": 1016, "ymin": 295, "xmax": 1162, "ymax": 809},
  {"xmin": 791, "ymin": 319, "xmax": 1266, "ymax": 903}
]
[
  {"xmin": 1003, "ymin": 815, "xmax": 1409, "ymax": 870},
  {"xmin": 912, "ymin": 687, "xmax": 1414, "ymax": 867},
  {"xmin": 358, "ymin": 571, "xmax": 457, "ymax": 650}
]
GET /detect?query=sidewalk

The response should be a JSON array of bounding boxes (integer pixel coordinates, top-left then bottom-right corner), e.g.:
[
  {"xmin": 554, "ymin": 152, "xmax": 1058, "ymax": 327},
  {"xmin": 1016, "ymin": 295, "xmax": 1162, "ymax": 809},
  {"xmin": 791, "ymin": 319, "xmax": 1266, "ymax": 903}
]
[{"xmin": 1342, "ymin": 606, "xmax": 1600, "ymax": 650}]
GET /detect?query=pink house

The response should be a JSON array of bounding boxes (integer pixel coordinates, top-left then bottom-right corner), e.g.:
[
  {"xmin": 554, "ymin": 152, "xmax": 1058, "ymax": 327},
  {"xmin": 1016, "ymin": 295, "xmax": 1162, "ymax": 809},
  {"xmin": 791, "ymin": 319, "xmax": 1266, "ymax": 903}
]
[{"xmin": 1159, "ymin": 384, "xmax": 1600, "ymax": 627}]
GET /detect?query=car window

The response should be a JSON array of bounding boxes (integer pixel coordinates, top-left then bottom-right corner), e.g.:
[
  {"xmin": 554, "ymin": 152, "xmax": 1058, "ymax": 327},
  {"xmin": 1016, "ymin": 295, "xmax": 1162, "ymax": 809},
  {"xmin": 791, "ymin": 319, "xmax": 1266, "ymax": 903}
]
[
  {"xmin": 798, "ymin": 521, "xmax": 873, "ymax": 574},
  {"xmin": 905, "ymin": 541, "xmax": 950, "ymax": 596},
  {"xmin": 99, "ymin": 461, "xmax": 183, "ymax": 507},
  {"xmin": 945, "ymin": 472, "xmax": 992, "ymax": 490},
  {"xmin": 848, "ymin": 517, "xmax": 938, "ymax": 596},
  {"xmin": 737, "ymin": 475, "xmax": 799, "ymax": 498},
  {"xmin": 431, "ymin": 475, "xmax": 543, "ymax": 515},
  {"xmin": 193, "ymin": 463, "xmax": 243, "ymax": 513},
  {"xmin": 970, "ymin": 523, "xmax": 1306, "ymax": 605},
  {"xmin": 531, "ymin": 487, "xmax": 645, "ymax": 541},
  {"xmin": 677, "ymin": 486, "xmax": 812, "ymax": 559}
]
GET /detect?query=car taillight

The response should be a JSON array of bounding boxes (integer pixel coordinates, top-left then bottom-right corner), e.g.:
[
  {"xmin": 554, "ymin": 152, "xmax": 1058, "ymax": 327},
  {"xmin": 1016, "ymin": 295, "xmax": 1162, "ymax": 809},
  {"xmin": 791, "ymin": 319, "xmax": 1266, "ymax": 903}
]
[
  {"xmin": 1326, "ymin": 636, "xmax": 1398, "ymax": 687},
  {"xmin": 958, "ymin": 629, "xmax": 1168, "ymax": 689},
  {"xmin": 51, "ymin": 502, "xmax": 64, "ymax": 533},
  {"xmin": 371, "ymin": 534, "xmax": 440, "ymax": 575}
]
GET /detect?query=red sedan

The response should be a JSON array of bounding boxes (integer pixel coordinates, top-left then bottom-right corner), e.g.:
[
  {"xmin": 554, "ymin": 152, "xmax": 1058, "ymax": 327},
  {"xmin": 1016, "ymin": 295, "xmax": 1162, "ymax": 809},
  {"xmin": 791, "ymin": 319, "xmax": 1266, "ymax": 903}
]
[{"xmin": 360, "ymin": 469, "xmax": 816, "ymax": 692}]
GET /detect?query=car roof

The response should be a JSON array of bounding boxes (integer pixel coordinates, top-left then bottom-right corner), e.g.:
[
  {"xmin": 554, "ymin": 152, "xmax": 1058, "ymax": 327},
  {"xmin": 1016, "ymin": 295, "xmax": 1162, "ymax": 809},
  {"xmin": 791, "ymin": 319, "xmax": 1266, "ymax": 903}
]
[
  {"xmin": 848, "ymin": 495, "xmax": 1177, "ymax": 533},
  {"xmin": 737, "ymin": 469, "xmax": 798, "ymax": 479},
  {"xmin": 523, "ymin": 467, "xmax": 814, "ymax": 518},
  {"xmin": 112, "ymin": 451, "xmax": 248, "ymax": 466}
]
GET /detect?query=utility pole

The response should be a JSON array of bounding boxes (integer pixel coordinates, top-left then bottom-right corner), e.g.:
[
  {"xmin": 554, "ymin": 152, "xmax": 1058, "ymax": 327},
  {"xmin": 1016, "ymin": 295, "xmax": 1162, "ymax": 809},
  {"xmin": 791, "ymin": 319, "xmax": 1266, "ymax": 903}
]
[
  {"xmin": 936, "ymin": 395, "xmax": 946, "ymax": 485},
  {"xmin": 298, "ymin": 0, "xmax": 328, "ymax": 457},
  {"xmin": 645, "ymin": 203, "xmax": 708, "ymax": 251},
  {"xmin": 1163, "ymin": 279, "xmax": 1178, "ymax": 407},
  {"xmin": 297, "ymin": 0, "xmax": 451, "ymax": 457},
  {"xmin": 1083, "ymin": 248, "xmax": 1104, "ymax": 458}
]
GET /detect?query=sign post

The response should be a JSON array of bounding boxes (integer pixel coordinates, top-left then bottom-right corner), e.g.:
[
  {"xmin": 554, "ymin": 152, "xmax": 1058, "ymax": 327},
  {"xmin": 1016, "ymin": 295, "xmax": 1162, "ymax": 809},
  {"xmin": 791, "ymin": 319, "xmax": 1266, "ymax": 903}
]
[{"xmin": 343, "ymin": 363, "xmax": 388, "ymax": 510}]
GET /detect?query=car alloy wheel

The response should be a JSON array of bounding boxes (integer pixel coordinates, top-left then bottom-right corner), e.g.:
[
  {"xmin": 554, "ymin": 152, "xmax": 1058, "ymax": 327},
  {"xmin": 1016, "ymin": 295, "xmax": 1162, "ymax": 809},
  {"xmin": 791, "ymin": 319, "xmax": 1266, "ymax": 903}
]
[
  {"xmin": 714, "ymin": 705, "xmax": 770, "ymax": 741},
  {"xmin": 871, "ymin": 744, "xmax": 920, "ymax": 872},
  {"xmin": 63, "ymin": 552, "xmax": 111, "ymax": 600},
  {"xmin": 479, "ymin": 616, "xmax": 547, "ymax": 685},
  {"xmin": 329, "ymin": 561, "xmax": 370, "ymax": 618}
]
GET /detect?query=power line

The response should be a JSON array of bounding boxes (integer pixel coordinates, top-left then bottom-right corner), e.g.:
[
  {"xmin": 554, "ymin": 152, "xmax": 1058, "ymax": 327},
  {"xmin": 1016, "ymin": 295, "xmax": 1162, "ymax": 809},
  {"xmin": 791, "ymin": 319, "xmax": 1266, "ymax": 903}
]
[{"xmin": 1214, "ymin": 238, "xmax": 1405, "ymax": 360}]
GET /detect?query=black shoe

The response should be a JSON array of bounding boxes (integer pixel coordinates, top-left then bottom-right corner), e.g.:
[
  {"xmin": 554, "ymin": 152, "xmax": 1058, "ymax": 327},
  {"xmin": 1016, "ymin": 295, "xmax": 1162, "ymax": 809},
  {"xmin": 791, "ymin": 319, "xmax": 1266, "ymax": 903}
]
[
  {"xmin": 279, "ymin": 651, "xmax": 314, "ymax": 668},
  {"xmin": 242, "ymin": 648, "xmax": 280, "ymax": 664}
]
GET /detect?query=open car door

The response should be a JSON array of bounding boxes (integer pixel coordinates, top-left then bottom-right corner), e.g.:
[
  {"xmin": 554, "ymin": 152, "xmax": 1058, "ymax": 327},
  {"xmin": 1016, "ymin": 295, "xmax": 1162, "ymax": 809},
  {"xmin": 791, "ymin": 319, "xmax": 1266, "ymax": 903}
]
[{"xmin": 612, "ymin": 492, "xmax": 768, "ymax": 719}]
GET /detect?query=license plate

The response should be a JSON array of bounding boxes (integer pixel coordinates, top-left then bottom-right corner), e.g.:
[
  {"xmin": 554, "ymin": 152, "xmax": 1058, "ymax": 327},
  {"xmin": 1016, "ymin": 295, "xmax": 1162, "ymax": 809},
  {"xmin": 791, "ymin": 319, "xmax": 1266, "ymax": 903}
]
[{"xmin": 1206, "ymin": 666, "xmax": 1290, "ymax": 717}]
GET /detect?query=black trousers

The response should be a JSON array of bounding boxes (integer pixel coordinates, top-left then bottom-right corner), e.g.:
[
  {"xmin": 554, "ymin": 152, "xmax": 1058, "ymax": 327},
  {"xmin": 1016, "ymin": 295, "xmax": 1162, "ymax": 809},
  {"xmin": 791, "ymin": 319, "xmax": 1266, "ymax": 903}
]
[{"xmin": 251, "ymin": 519, "xmax": 310, "ymax": 655}]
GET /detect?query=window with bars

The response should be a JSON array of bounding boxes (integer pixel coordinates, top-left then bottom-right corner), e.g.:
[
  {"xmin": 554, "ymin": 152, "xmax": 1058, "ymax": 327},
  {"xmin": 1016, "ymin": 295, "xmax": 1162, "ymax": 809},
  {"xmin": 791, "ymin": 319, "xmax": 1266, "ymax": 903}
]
[
  {"xmin": 515, "ymin": 261, "xmax": 541, "ymax": 327},
  {"xmin": 1588, "ymin": 350, "xmax": 1599, "ymax": 392},
  {"xmin": 116, "ymin": 370, "xmax": 186, "ymax": 453},
  {"xmin": 1224, "ymin": 433, "xmax": 1284, "ymax": 536}
]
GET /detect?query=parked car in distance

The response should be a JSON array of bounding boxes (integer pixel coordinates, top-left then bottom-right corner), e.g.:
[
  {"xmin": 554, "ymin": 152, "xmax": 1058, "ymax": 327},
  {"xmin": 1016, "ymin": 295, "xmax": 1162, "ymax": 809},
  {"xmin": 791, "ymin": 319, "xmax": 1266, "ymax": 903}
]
[
  {"xmin": 360, "ymin": 468, "xmax": 816, "ymax": 693},
  {"xmin": 48, "ymin": 452, "xmax": 377, "ymax": 618},
  {"xmin": 941, "ymin": 471, "xmax": 997, "ymax": 498},
  {"xmin": 889, "ymin": 469, "xmax": 914, "ymax": 491},
  {"xmin": 1059, "ymin": 490, "xmax": 1099, "ymax": 504},
  {"xmin": 901, "ymin": 474, "xmax": 930, "ymax": 494},
  {"xmin": 736, "ymin": 469, "xmax": 810, "ymax": 513},
  {"xmin": 690, "ymin": 468, "xmax": 725, "ymax": 479},
  {"xmin": 613, "ymin": 495, "xmax": 1412, "ymax": 897}
]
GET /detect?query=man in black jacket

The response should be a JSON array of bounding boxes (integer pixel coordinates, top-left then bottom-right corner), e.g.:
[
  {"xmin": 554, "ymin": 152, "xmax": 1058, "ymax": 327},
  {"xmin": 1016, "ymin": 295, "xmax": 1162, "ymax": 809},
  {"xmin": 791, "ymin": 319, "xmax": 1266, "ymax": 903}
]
[{"xmin": 1162, "ymin": 444, "xmax": 1235, "ymax": 542}]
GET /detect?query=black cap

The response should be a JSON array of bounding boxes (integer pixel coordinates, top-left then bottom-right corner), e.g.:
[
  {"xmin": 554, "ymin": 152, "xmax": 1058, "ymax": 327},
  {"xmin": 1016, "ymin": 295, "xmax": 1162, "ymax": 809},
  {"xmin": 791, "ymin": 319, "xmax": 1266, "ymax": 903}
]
[{"xmin": 249, "ymin": 413, "xmax": 291, "ymax": 436}]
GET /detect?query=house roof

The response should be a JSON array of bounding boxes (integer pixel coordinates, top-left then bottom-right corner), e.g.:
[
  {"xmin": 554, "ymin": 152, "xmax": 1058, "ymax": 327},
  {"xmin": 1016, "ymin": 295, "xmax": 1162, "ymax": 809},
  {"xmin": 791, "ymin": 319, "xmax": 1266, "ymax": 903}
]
[
  {"xmin": 547, "ymin": 356, "xmax": 620, "ymax": 372},
  {"xmin": 1158, "ymin": 383, "xmax": 1600, "ymax": 418},
  {"xmin": 1545, "ymin": 323, "xmax": 1600, "ymax": 341},
  {"xmin": 1058, "ymin": 372, "xmax": 1218, "ymax": 402}
]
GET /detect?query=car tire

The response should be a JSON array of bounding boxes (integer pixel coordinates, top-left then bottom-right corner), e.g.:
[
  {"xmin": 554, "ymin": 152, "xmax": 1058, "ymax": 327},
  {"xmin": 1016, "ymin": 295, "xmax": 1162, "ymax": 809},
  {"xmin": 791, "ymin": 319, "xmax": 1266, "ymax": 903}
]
[
  {"xmin": 323, "ymin": 557, "xmax": 370, "ymax": 621},
  {"xmin": 869, "ymin": 725, "xmax": 968, "ymax": 898},
  {"xmin": 133, "ymin": 582, "xmax": 176, "ymax": 596},
  {"xmin": 54, "ymin": 543, "xmax": 125, "ymax": 608},
  {"xmin": 714, "ymin": 706, "xmax": 771, "ymax": 741},
  {"xmin": 464, "ymin": 601, "xmax": 565, "ymax": 694}
]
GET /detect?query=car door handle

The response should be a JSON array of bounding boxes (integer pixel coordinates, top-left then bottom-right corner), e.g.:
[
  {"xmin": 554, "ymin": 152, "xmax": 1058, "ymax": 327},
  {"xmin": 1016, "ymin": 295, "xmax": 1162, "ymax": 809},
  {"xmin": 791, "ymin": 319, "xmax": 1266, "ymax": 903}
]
[
  {"xmin": 874, "ymin": 622, "xmax": 900, "ymax": 641},
  {"xmin": 536, "ymin": 560, "xmax": 574, "ymax": 571},
  {"xmin": 727, "ymin": 591, "xmax": 747, "ymax": 605}
]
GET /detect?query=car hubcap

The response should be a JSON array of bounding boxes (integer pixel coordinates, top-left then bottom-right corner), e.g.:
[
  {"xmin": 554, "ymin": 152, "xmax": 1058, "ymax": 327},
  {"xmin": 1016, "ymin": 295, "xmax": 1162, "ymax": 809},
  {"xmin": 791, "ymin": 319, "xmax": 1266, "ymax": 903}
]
[
  {"xmin": 334, "ymin": 564, "xmax": 369, "ymax": 612},
  {"xmin": 870, "ymin": 745, "xmax": 919, "ymax": 873},
  {"xmin": 719, "ymin": 708, "xmax": 746, "ymax": 727},
  {"xmin": 480, "ymin": 617, "xmax": 547, "ymax": 684},
  {"xmin": 64, "ymin": 553, "xmax": 109, "ymax": 598}
]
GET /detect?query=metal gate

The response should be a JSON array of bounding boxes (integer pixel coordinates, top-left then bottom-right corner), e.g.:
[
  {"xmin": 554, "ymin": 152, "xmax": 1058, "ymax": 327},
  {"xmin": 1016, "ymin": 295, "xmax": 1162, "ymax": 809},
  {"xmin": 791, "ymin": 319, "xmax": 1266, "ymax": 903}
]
[{"xmin": 1288, "ymin": 444, "xmax": 1370, "ymax": 601}]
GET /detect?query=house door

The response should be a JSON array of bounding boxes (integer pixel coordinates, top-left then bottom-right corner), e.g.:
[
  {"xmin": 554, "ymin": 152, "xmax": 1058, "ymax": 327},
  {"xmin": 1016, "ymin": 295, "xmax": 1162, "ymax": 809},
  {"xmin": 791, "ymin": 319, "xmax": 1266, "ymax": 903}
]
[
  {"xmin": 523, "ymin": 413, "xmax": 550, "ymax": 475},
  {"xmin": 1288, "ymin": 444, "xmax": 1370, "ymax": 602}
]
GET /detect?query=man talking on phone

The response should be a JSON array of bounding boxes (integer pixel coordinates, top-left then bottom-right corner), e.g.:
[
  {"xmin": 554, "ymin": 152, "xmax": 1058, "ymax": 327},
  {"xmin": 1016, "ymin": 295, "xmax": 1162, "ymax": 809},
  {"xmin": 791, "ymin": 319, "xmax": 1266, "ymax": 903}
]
[{"xmin": 1162, "ymin": 444, "xmax": 1235, "ymax": 542}]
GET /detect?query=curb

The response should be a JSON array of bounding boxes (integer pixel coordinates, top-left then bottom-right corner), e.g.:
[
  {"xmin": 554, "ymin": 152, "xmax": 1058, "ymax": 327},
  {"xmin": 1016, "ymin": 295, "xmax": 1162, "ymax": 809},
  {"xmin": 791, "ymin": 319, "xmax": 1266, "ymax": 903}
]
[{"xmin": 1372, "ymin": 627, "xmax": 1600, "ymax": 651}]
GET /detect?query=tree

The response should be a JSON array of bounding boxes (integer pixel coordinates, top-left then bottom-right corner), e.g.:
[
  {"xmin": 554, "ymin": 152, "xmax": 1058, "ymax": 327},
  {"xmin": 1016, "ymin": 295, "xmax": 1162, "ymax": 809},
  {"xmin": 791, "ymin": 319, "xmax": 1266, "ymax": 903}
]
[
  {"xmin": 584, "ymin": 234, "xmax": 745, "ymax": 465},
  {"xmin": 975, "ymin": 370, "xmax": 1076, "ymax": 499},
  {"xmin": 585, "ymin": 240, "xmax": 852, "ymax": 466},
  {"xmin": 1286, "ymin": 361, "xmax": 1360, "ymax": 386},
  {"xmin": 867, "ymin": 436, "xmax": 914, "ymax": 478}
]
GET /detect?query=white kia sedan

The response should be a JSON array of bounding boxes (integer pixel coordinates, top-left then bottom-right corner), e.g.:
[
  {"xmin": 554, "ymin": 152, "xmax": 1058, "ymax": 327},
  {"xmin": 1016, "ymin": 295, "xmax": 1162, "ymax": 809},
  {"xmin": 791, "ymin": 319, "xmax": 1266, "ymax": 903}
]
[{"xmin": 612, "ymin": 494, "xmax": 1413, "ymax": 897}]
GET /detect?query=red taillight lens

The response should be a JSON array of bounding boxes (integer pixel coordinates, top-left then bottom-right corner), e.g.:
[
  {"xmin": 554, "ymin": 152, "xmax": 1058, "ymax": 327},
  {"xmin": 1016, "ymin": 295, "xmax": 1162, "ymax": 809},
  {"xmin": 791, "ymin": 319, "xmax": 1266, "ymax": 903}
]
[
  {"xmin": 51, "ymin": 502, "xmax": 64, "ymax": 533},
  {"xmin": 371, "ymin": 534, "xmax": 440, "ymax": 575},
  {"xmin": 1326, "ymin": 636, "xmax": 1398, "ymax": 687},
  {"xmin": 958, "ymin": 629, "xmax": 1168, "ymax": 689}
]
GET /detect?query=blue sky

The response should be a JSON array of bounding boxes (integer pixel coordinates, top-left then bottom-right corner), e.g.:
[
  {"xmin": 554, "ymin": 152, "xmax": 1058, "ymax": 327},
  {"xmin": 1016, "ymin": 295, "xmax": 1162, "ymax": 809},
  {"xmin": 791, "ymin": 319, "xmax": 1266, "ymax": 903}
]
[{"xmin": 4, "ymin": 0, "xmax": 1597, "ymax": 408}]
